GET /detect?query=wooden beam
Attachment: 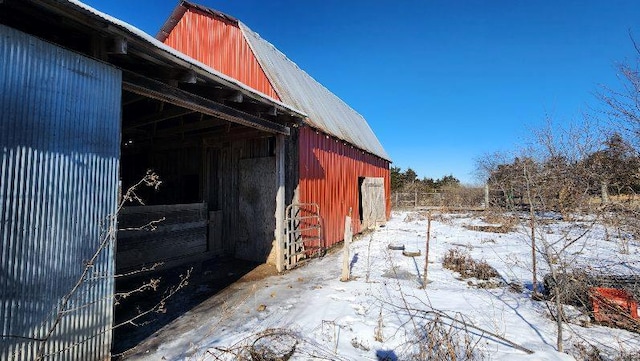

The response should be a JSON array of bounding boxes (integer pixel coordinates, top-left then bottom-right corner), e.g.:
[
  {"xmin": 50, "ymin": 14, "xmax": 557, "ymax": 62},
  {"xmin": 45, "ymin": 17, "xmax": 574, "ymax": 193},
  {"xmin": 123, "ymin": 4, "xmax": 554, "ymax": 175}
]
[
  {"xmin": 153, "ymin": 117, "xmax": 228, "ymax": 137},
  {"xmin": 226, "ymin": 91, "xmax": 243, "ymax": 103},
  {"xmin": 108, "ymin": 36, "xmax": 127, "ymax": 54},
  {"xmin": 122, "ymin": 94, "xmax": 146, "ymax": 106},
  {"xmin": 201, "ymin": 128, "xmax": 268, "ymax": 144},
  {"xmin": 124, "ymin": 107, "xmax": 195, "ymax": 131},
  {"xmin": 265, "ymin": 106, "xmax": 277, "ymax": 116},
  {"xmin": 122, "ymin": 71, "xmax": 289, "ymax": 135},
  {"xmin": 170, "ymin": 69, "xmax": 197, "ymax": 84}
]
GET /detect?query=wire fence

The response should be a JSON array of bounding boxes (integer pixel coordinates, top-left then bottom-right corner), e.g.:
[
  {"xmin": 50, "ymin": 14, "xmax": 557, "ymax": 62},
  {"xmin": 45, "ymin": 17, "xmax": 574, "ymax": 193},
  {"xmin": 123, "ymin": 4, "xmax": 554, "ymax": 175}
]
[{"xmin": 392, "ymin": 188, "xmax": 485, "ymax": 210}]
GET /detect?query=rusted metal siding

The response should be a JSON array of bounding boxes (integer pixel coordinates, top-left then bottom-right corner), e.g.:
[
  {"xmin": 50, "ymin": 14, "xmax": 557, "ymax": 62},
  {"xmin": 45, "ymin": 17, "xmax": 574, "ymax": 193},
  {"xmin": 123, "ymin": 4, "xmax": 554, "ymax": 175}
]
[
  {"xmin": 298, "ymin": 127, "xmax": 390, "ymax": 248},
  {"xmin": 0, "ymin": 25, "xmax": 120, "ymax": 360},
  {"xmin": 163, "ymin": 9, "xmax": 280, "ymax": 100}
]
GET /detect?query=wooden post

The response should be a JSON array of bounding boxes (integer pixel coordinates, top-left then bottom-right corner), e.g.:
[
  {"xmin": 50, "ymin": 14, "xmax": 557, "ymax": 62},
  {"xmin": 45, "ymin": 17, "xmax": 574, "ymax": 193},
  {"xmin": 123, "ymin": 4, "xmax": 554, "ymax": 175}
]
[
  {"xmin": 341, "ymin": 209, "xmax": 353, "ymax": 282},
  {"xmin": 275, "ymin": 134, "xmax": 285, "ymax": 273},
  {"xmin": 530, "ymin": 212, "xmax": 537, "ymax": 294},
  {"xmin": 484, "ymin": 184, "xmax": 490, "ymax": 209},
  {"xmin": 423, "ymin": 211, "xmax": 431, "ymax": 287},
  {"xmin": 601, "ymin": 180, "xmax": 609, "ymax": 204},
  {"xmin": 414, "ymin": 191, "xmax": 418, "ymax": 208}
]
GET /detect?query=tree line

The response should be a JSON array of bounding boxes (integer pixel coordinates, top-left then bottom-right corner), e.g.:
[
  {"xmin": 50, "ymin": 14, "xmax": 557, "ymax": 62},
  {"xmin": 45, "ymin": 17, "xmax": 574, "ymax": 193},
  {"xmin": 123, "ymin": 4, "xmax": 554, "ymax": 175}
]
[
  {"xmin": 478, "ymin": 131, "xmax": 640, "ymax": 213},
  {"xmin": 476, "ymin": 41, "xmax": 640, "ymax": 214},
  {"xmin": 391, "ymin": 167, "xmax": 461, "ymax": 193}
]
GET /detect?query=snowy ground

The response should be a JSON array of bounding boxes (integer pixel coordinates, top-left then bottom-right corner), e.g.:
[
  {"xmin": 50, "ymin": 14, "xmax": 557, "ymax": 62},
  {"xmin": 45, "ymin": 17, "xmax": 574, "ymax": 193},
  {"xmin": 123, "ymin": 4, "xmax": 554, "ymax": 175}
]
[{"xmin": 127, "ymin": 210, "xmax": 640, "ymax": 360}]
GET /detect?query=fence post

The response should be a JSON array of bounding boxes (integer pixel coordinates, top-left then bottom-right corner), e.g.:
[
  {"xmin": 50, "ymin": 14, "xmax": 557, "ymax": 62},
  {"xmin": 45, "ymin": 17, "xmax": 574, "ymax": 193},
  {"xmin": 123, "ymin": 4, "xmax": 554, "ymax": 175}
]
[
  {"xmin": 414, "ymin": 191, "xmax": 418, "ymax": 208},
  {"xmin": 423, "ymin": 211, "xmax": 431, "ymax": 287},
  {"xmin": 484, "ymin": 184, "xmax": 490, "ymax": 209},
  {"xmin": 341, "ymin": 210, "xmax": 352, "ymax": 282}
]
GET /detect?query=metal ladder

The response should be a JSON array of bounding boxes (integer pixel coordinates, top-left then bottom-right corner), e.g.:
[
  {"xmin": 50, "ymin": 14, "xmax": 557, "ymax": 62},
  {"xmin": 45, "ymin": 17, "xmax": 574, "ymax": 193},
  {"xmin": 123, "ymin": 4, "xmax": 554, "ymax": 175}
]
[{"xmin": 284, "ymin": 203, "xmax": 323, "ymax": 269}]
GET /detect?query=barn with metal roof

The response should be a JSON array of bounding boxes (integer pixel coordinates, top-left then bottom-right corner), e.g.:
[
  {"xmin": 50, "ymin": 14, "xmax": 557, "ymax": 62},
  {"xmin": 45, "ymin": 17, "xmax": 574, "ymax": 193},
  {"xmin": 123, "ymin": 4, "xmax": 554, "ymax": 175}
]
[
  {"xmin": 1, "ymin": 0, "xmax": 307, "ymax": 358},
  {"xmin": 158, "ymin": 1, "xmax": 392, "ymax": 269},
  {"xmin": 1, "ymin": 0, "xmax": 390, "ymax": 357}
]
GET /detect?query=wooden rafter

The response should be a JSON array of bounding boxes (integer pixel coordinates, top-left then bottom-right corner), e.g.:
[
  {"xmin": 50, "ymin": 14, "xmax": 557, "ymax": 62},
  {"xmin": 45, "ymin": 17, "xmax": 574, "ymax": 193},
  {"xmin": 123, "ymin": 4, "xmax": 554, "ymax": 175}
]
[{"xmin": 122, "ymin": 71, "xmax": 290, "ymax": 135}]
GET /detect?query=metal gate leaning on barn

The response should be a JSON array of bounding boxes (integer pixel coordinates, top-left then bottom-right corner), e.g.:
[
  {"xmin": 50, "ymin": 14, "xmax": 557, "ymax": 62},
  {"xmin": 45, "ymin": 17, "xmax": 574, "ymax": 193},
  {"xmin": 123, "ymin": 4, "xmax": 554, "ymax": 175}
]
[
  {"xmin": 284, "ymin": 203, "xmax": 323, "ymax": 269},
  {"xmin": 0, "ymin": 25, "xmax": 121, "ymax": 361}
]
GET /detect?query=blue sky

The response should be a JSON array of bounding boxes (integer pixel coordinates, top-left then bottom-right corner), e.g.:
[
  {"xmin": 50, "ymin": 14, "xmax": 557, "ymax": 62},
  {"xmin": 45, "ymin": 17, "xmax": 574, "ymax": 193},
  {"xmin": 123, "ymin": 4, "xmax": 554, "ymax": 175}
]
[{"xmin": 84, "ymin": 0, "xmax": 640, "ymax": 184}]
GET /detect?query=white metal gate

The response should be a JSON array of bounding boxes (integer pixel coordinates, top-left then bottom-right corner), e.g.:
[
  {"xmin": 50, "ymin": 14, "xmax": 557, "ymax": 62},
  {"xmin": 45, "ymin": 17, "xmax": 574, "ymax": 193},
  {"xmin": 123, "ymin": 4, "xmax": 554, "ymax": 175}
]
[{"xmin": 284, "ymin": 203, "xmax": 323, "ymax": 269}]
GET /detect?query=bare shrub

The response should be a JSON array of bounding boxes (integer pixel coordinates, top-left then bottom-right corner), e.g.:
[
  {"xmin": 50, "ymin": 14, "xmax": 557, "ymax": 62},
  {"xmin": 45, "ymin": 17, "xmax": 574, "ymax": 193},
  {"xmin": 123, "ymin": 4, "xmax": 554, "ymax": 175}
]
[
  {"xmin": 409, "ymin": 315, "xmax": 482, "ymax": 361},
  {"xmin": 572, "ymin": 341, "xmax": 640, "ymax": 361},
  {"xmin": 573, "ymin": 342, "xmax": 606, "ymax": 361},
  {"xmin": 205, "ymin": 328, "xmax": 344, "ymax": 361},
  {"xmin": 543, "ymin": 271, "xmax": 593, "ymax": 308},
  {"xmin": 442, "ymin": 249, "xmax": 499, "ymax": 280},
  {"xmin": 441, "ymin": 186, "xmax": 485, "ymax": 209},
  {"xmin": 248, "ymin": 329, "xmax": 297, "ymax": 361}
]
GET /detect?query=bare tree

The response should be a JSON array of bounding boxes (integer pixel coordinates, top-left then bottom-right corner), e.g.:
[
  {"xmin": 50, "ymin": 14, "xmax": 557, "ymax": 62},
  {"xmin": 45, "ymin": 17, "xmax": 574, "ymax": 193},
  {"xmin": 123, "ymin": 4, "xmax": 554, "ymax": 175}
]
[
  {"xmin": 599, "ymin": 37, "xmax": 640, "ymax": 150},
  {"xmin": 477, "ymin": 119, "xmax": 607, "ymax": 352}
]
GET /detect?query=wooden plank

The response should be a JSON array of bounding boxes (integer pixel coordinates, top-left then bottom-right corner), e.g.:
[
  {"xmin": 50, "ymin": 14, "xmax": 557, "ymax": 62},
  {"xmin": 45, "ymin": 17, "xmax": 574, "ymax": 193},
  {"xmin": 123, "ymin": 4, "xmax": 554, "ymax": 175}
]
[
  {"xmin": 275, "ymin": 134, "xmax": 285, "ymax": 272},
  {"xmin": 208, "ymin": 210, "xmax": 223, "ymax": 255},
  {"xmin": 117, "ymin": 220, "xmax": 208, "ymax": 240},
  {"xmin": 116, "ymin": 202, "xmax": 209, "ymax": 271},
  {"xmin": 122, "ymin": 70, "xmax": 290, "ymax": 135}
]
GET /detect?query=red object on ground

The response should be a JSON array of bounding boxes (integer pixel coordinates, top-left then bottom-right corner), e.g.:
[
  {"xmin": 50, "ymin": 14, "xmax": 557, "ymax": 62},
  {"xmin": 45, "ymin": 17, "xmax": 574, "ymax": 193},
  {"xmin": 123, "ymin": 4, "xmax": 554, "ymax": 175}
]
[{"xmin": 590, "ymin": 287, "xmax": 639, "ymax": 323}]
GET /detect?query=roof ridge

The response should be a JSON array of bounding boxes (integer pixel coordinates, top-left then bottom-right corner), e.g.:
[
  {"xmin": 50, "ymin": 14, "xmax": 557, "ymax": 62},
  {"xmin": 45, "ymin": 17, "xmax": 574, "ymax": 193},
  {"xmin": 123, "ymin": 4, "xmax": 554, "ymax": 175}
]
[
  {"xmin": 238, "ymin": 22, "xmax": 371, "ymax": 128},
  {"xmin": 240, "ymin": 22, "xmax": 389, "ymax": 160},
  {"xmin": 156, "ymin": 1, "xmax": 237, "ymax": 42}
]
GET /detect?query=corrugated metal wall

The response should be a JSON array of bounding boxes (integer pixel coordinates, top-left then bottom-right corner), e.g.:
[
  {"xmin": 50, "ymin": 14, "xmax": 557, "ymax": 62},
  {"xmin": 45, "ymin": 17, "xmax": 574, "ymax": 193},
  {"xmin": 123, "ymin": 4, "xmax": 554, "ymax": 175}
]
[
  {"xmin": 163, "ymin": 9, "xmax": 280, "ymax": 100},
  {"xmin": 0, "ymin": 25, "xmax": 121, "ymax": 361},
  {"xmin": 298, "ymin": 127, "xmax": 390, "ymax": 248}
]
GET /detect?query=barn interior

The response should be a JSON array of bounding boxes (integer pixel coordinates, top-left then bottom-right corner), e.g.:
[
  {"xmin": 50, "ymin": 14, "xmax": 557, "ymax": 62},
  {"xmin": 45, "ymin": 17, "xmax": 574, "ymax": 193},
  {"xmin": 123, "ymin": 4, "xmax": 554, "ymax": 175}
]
[
  {"xmin": 114, "ymin": 89, "xmax": 295, "ymax": 354},
  {"xmin": 117, "ymin": 86, "xmax": 290, "ymax": 271},
  {"xmin": 1, "ymin": 0, "xmax": 304, "ymax": 355}
]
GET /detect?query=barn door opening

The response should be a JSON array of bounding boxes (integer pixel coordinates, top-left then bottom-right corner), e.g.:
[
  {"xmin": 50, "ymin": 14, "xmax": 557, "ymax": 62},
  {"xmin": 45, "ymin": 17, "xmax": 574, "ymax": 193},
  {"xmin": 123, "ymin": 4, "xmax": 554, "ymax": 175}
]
[{"xmin": 359, "ymin": 177, "xmax": 386, "ymax": 230}]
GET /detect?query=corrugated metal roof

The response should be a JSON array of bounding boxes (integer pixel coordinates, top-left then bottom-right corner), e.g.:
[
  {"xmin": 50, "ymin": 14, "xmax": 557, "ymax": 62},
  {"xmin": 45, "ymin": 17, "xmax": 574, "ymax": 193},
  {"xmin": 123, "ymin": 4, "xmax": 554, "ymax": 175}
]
[{"xmin": 239, "ymin": 23, "xmax": 390, "ymax": 161}]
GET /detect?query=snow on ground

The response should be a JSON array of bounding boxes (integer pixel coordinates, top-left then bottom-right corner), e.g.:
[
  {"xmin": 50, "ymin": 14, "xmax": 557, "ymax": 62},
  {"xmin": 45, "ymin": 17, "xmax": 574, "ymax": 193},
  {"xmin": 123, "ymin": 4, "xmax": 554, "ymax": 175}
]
[{"xmin": 128, "ymin": 211, "xmax": 640, "ymax": 360}]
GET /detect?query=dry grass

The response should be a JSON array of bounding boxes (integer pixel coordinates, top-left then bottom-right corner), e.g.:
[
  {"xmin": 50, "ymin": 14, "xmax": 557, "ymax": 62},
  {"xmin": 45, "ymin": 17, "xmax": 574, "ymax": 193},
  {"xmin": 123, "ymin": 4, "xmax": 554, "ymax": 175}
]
[
  {"xmin": 464, "ymin": 224, "xmax": 513, "ymax": 233},
  {"xmin": 442, "ymin": 248, "xmax": 499, "ymax": 281}
]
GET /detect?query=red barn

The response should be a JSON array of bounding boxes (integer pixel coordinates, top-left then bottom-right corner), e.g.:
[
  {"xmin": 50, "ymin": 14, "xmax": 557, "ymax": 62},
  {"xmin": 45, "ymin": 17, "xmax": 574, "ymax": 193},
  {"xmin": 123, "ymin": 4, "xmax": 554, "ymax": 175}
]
[{"xmin": 158, "ymin": 1, "xmax": 391, "ymax": 269}]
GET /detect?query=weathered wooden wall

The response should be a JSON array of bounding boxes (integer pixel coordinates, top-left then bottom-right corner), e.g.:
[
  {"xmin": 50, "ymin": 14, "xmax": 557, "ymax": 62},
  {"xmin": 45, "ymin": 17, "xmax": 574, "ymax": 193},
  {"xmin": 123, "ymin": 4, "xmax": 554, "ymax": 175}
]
[
  {"xmin": 236, "ymin": 157, "xmax": 276, "ymax": 262},
  {"xmin": 119, "ymin": 135, "xmax": 279, "ymax": 267},
  {"xmin": 213, "ymin": 137, "xmax": 277, "ymax": 261},
  {"xmin": 116, "ymin": 203, "xmax": 208, "ymax": 273}
]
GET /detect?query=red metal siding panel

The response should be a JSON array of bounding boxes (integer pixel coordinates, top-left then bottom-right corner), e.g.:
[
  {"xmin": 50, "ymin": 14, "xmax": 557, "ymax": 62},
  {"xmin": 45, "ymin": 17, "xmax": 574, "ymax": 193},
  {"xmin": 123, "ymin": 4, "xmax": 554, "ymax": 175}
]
[
  {"xmin": 163, "ymin": 10, "xmax": 280, "ymax": 100},
  {"xmin": 299, "ymin": 127, "xmax": 391, "ymax": 248}
]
